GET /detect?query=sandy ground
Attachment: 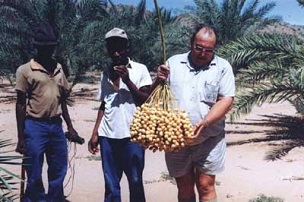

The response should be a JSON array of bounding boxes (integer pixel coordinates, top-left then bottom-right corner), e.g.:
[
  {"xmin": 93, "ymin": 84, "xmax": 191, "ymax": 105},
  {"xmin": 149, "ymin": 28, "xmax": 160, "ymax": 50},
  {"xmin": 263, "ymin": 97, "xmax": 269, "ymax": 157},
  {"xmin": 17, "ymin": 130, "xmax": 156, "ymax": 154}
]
[{"xmin": 1, "ymin": 80, "xmax": 304, "ymax": 202}]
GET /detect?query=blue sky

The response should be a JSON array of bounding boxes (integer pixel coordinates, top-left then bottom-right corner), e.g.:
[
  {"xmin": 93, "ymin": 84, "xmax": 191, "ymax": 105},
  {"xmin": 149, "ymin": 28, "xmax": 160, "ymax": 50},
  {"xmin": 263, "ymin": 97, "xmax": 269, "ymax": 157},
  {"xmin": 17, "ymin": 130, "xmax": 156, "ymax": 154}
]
[{"xmin": 111, "ymin": 0, "xmax": 304, "ymax": 25}]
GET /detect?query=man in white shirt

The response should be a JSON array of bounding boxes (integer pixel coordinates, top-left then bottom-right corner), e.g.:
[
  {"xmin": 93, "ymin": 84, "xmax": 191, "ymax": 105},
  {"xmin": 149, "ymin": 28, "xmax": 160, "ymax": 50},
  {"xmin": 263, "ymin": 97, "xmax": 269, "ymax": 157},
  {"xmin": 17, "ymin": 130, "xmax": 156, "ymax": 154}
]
[
  {"xmin": 154, "ymin": 24, "xmax": 235, "ymax": 202},
  {"xmin": 88, "ymin": 27, "xmax": 152, "ymax": 202}
]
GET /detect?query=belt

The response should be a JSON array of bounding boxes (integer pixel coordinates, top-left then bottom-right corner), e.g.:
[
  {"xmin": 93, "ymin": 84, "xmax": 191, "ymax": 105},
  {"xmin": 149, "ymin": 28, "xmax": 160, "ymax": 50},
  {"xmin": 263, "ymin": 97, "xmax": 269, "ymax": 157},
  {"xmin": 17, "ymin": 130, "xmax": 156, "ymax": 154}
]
[{"xmin": 27, "ymin": 116, "xmax": 62, "ymax": 123}]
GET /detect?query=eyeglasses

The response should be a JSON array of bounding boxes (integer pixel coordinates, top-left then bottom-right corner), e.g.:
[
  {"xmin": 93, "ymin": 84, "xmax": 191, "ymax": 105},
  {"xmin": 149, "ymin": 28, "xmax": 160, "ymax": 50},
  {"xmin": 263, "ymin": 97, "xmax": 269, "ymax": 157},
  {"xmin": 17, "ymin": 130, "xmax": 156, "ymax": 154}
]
[{"xmin": 193, "ymin": 45, "xmax": 214, "ymax": 54}]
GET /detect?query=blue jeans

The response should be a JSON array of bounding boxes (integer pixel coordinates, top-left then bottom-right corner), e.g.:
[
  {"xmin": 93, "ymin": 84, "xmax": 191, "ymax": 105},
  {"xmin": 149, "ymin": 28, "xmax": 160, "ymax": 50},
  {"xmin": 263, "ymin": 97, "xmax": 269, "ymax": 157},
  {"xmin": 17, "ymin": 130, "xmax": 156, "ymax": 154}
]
[
  {"xmin": 99, "ymin": 137, "xmax": 145, "ymax": 202},
  {"xmin": 22, "ymin": 118, "xmax": 67, "ymax": 202}
]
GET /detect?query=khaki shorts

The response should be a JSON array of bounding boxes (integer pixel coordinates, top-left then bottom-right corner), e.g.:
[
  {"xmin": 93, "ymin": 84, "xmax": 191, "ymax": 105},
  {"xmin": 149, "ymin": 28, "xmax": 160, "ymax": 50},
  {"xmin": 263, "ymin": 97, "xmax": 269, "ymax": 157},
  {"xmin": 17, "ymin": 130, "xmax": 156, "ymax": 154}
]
[{"xmin": 165, "ymin": 133, "xmax": 226, "ymax": 177}]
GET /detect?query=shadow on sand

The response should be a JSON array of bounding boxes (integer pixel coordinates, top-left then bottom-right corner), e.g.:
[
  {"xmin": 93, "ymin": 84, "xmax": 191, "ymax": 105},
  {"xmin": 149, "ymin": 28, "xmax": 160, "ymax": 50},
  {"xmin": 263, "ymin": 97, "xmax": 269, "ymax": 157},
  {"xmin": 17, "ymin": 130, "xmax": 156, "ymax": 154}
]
[{"xmin": 226, "ymin": 113, "xmax": 304, "ymax": 161}]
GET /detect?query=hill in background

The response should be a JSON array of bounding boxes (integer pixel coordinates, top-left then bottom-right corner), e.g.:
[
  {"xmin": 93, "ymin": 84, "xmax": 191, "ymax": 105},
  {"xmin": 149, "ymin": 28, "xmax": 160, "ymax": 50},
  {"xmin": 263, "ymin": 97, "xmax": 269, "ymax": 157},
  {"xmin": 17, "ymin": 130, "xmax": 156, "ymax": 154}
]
[{"xmin": 261, "ymin": 22, "xmax": 304, "ymax": 39}]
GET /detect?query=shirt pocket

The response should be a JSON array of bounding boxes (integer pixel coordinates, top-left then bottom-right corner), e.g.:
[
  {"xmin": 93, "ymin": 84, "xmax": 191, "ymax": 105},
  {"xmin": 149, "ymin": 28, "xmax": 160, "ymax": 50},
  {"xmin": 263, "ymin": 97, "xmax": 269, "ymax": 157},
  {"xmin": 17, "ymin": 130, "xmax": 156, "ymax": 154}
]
[{"xmin": 201, "ymin": 81, "xmax": 219, "ymax": 105}]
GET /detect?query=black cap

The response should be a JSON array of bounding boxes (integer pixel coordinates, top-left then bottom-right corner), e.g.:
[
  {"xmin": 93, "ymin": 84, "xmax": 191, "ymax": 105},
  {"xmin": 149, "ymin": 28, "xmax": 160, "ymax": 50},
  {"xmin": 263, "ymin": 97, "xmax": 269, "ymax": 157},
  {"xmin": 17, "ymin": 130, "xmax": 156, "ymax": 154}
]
[{"xmin": 33, "ymin": 21, "xmax": 58, "ymax": 46}]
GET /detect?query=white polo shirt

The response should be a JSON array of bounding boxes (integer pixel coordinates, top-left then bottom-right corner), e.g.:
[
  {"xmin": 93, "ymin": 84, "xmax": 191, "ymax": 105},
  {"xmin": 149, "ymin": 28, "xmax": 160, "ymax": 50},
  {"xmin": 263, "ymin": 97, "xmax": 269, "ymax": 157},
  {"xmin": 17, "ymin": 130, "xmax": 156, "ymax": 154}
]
[
  {"xmin": 97, "ymin": 60, "xmax": 152, "ymax": 139},
  {"xmin": 167, "ymin": 52, "xmax": 235, "ymax": 144}
]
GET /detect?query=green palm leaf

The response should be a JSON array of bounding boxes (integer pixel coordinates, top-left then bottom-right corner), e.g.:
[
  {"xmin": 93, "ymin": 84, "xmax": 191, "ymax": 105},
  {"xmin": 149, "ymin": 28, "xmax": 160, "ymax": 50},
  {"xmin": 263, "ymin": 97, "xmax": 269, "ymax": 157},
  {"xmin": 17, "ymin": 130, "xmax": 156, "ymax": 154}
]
[
  {"xmin": 0, "ymin": 138, "xmax": 23, "ymax": 201},
  {"xmin": 188, "ymin": 0, "xmax": 279, "ymax": 45}
]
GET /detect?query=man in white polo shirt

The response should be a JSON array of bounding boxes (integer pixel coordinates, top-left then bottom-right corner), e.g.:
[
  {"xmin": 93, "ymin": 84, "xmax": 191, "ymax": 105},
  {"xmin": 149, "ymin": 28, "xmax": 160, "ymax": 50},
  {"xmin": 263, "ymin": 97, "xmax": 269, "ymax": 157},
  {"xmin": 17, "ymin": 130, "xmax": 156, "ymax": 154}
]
[
  {"xmin": 153, "ymin": 24, "xmax": 235, "ymax": 202},
  {"xmin": 88, "ymin": 27, "xmax": 152, "ymax": 202}
]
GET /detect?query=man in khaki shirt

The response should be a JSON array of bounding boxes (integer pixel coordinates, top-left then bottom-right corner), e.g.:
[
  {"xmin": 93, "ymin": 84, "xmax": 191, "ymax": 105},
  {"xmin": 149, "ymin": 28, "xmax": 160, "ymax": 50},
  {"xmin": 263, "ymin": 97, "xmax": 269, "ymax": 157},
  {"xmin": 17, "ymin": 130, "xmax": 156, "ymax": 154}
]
[{"xmin": 15, "ymin": 21, "xmax": 79, "ymax": 202}]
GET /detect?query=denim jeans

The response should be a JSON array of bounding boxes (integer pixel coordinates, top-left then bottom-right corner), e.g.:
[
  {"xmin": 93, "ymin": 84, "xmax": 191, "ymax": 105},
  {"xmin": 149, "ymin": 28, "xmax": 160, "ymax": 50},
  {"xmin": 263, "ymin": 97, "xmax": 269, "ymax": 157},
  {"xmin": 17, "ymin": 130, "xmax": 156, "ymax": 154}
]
[
  {"xmin": 22, "ymin": 118, "xmax": 67, "ymax": 202},
  {"xmin": 99, "ymin": 137, "xmax": 145, "ymax": 202}
]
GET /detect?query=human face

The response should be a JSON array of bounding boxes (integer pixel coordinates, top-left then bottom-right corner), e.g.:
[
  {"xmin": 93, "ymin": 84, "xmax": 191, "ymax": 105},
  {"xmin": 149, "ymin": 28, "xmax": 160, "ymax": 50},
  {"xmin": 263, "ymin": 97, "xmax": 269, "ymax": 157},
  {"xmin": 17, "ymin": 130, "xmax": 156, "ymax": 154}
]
[
  {"xmin": 190, "ymin": 28, "xmax": 216, "ymax": 67},
  {"xmin": 36, "ymin": 44, "xmax": 56, "ymax": 59},
  {"xmin": 106, "ymin": 38, "xmax": 129, "ymax": 66}
]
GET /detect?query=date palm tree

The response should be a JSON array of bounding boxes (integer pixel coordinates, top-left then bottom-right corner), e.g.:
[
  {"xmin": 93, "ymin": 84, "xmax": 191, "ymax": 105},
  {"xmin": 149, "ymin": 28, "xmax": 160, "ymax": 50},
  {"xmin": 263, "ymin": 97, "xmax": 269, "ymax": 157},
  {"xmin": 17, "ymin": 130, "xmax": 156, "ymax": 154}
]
[
  {"xmin": 218, "ymin": 31, "xmax": 304, "ymax": 160},
  {"xmin": 0, "ymin": 0, "xmax": 186, "ymax": 78},
  {"xmin": 0, "ymin": 0, "xmax": 108, "ymax": 80},
  {"xmin": 217, "ymin": 0, "xmax": 304, "ymax": 157},
  {"xmin": 86, "ymin": 0, "xmax": 186, "ymax": 71},
  {"xmin": 0, "ymin": 0, "xmax": 37, "ymax": 78},
  {"xmin": 218, "ymin": 33, "xmax": 304, "ymax": 120},
  {"xmin": 218, "ymin": 0, "xmax": 304, "ymax": 120},
  {"xmin": 186, "ymin": 0, "xmax": 279, "ymax": 45},
  {"xmin": 298, "ymin": 0, "xmax": 304, "ymax": 7}
]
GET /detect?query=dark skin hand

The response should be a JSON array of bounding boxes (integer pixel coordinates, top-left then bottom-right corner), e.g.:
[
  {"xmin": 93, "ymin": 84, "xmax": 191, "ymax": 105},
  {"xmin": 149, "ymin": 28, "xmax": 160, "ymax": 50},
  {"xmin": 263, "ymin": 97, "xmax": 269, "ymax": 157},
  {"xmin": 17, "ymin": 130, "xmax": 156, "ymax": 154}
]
[
  {"xmin": 88, "ymin": 135, "xmax": 99, "ymax": 155},
  {"xmin": 113, "ymin": 65, "xmax": 130, "ymax": 83},
  {"xmin": 88, "ymin": 102, "xmax": 105, "ymax": 155},
  {"xmin": 112, "ymin": 64, "xmax": 150, "ymax": 106}
]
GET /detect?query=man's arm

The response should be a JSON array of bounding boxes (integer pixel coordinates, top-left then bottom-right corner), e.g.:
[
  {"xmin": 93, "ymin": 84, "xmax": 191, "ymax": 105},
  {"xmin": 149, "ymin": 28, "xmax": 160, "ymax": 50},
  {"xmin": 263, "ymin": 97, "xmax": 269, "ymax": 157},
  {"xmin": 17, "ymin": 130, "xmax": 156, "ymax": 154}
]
[
  {"xmin": 15, "ymin": 90, "xmax": 26, "ymax": 154},
  {"xmin": 61, "ymin": 98, "xmax": 85, "ymax": 144},
  {"xmin": 88, "ymin": 101, "xmax": 105, "ymax": 155},
  {"xmin": 61, "ymin": 98, "xmax": 79, "ymax": 138},
  {"xmin": 125, "ymin": 81, "xmax": 150, "ymax": 106},
  {"xmin": 115, "ymin": 65, "xmax": 151, "ymax": 106},
  {"xmin": 193, "ymin": 96, "xmax": 234, "ymax": 137}
]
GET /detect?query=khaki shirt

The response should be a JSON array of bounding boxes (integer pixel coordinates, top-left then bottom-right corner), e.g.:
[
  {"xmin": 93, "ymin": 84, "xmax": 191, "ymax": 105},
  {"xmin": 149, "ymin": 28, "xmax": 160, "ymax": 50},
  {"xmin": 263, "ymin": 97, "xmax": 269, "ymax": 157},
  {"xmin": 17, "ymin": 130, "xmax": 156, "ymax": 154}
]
[{"xmin": 15, "ymin": 59, "xmax": 70, "ymax": 118}]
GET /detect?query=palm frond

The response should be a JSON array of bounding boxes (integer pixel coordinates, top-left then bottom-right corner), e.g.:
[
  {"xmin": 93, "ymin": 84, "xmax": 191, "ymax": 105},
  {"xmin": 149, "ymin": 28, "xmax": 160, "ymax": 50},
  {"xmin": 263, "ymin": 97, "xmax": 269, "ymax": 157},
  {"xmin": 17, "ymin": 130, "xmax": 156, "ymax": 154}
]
[
  {"xmin": 298, "ymin": 0, "xmax": 304, "ymax": 7},
  {"xmin": 230, "ymin": 77, "xmax": 304, "ymax": 120},
  {"xmin": 0, "ymin": 138, "xmax": 23, "ymax": 201},
  {"xmin": 189, "ymin": 0, "xmax": 277, "ymax": 45},
  {"xmin": 236, "ymin": 60, "xmax": 288, "ymax": 87},
  {"xmin": 218, "ymin": 33, "xmax": 301, "ymax": 73}
]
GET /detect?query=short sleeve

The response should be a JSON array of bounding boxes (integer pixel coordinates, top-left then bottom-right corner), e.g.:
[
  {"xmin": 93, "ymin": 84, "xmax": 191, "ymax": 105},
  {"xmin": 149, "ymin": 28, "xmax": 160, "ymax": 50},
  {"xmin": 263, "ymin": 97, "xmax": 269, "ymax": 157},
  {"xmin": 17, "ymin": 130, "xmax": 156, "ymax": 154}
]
[
  {"xmin": 139, "ymin": 65, "xmax": 152, "ymax": 88},
  {"xmin": 97, "ymin": 72, "xmax": 105, "ymax": 101},
  {"xmin": 218, "ymin": 60, "xmax": 235, "ymax": 97},
  {"xmin": 59, "ymin": 64, "xmax": 70, "ymax": 91},
  {"xmin": 15, "ymin": 64, "xmax": 29, "ymax": 92}
]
